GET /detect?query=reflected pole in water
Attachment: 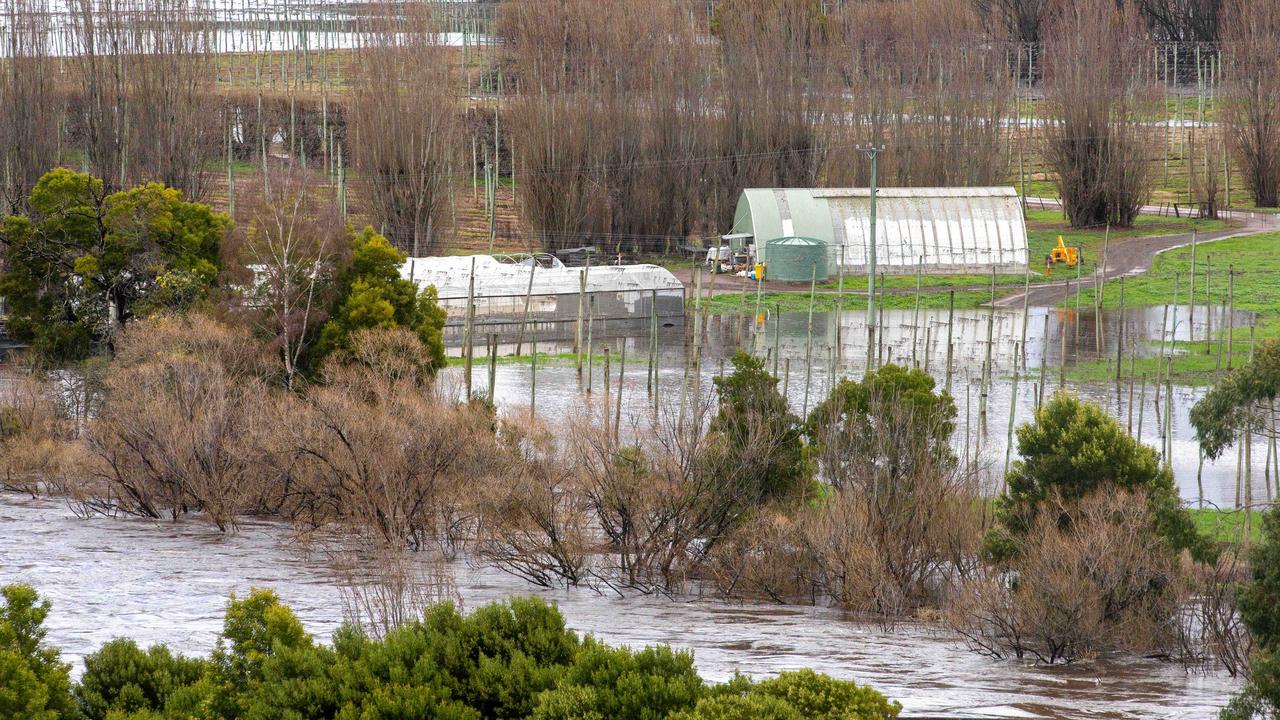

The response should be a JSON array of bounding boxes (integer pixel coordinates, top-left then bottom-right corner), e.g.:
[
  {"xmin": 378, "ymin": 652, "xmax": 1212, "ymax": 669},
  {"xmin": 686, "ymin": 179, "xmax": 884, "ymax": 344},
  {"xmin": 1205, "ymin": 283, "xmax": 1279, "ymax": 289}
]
[
  {"xmin": 530, "ymin": 335, "xmax": 537, "ymax": 421},
  {"xmin": 1137, "ymin": 374, "xmax": 1147, "ymax": 444},
  {"xmin": 1205, "ymin": 253, "xmax": 1213, "ymax": 355},
  {"xmin": 1116, "ymin": 277, "xmax": 1126, "ymax": 384}
]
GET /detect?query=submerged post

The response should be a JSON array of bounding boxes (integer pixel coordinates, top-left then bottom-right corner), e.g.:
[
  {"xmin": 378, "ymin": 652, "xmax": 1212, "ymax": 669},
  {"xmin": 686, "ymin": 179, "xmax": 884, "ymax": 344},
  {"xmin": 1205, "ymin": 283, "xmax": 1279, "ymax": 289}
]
[
  {"xmin": 861, "ymin": 144, "xmax": 883, "ymax": 372},
  {"xmin": 945, "ymin": 290, "xmax": 955, "ymax": 394}
]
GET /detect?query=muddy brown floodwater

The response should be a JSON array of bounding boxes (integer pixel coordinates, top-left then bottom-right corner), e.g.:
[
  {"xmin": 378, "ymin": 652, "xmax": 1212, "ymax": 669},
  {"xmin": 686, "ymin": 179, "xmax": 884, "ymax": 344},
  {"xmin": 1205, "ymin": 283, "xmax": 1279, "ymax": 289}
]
[
  {"xmin": 1, "ymin": 304, "xmax": 1260, "ymax": 719},
  {"xmin": 0, "ymin": 495, "xmax": 1241, "ymax": 719}
]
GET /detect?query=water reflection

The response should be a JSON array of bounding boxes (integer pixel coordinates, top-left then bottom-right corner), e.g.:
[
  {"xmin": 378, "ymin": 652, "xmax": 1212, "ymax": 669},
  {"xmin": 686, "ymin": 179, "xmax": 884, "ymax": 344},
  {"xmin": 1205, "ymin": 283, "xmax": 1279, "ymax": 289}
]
[{"xmin": 452, "ymin": 304, "xmax": 1268, "ymax": 508}]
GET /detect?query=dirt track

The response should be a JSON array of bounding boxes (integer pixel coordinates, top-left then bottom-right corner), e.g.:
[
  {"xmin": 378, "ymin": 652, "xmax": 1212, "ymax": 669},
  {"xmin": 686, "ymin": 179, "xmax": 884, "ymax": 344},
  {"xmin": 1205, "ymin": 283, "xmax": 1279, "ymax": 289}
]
[{"xmin": 993, "ymin": 203, "xmax": 1278, "ymax": 308}]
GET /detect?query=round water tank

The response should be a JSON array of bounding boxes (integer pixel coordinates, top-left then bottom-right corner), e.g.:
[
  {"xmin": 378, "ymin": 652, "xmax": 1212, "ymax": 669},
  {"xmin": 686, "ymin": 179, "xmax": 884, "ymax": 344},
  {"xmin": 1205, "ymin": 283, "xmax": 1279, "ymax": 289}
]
[{"xmin": 764, "ymin": 236, "xmax": 829, "ymax": 283}]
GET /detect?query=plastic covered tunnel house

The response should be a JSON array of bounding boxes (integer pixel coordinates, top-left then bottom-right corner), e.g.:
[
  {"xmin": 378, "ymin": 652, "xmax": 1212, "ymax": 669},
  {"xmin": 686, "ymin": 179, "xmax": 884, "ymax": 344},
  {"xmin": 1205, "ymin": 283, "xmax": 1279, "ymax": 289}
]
[
  {"xmin": 400, "ymin": 253, "xmax": 686, "ymax": 337},
  {"xmin": 731, "ymin": 187, "xmax": 1028, "ymax": 276}
]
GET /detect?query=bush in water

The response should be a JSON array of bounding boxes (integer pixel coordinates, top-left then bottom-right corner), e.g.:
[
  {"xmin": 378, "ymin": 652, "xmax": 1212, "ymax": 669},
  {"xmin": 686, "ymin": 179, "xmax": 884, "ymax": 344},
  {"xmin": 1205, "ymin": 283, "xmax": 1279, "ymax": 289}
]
[
  {"xmin": 984, "ymin": 391, "xmax": 1213, "ymax": 564},
  {"xmin": 5, "ymin": 584, "xmax": 899, "ymax": 720}
]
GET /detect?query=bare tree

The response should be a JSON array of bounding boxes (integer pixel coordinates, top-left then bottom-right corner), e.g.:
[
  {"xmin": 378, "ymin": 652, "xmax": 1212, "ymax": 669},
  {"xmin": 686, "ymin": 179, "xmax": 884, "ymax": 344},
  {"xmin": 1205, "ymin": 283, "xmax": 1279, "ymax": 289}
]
[
  {"xmin": 236, "ymin": 170, "xmax": 345, "ymax": 387},
  {"xmin": 349, "ymin": 3, "xmax": 460, "ymax": 255},
  {"xmin": 279, "ymin": 330, "xmax": 494, "ymax": 553},
  {"xmin": 68, "ymin": 0, "xmax": 220, "ymax": 198},
  {"xmin": 1221, "ymin": 0, "xmax": 1280, "ymax": 208},
  {"xmin": 475, "ymin": 414, "xmax": 593, "ymax": 587},
  {"xmin": 1041, "ymin": 0, "xmax": 1156, "ymax": 227},
  {"xmin": 0, "ymin": 0, "xmax": 60, "ymax": 214}
]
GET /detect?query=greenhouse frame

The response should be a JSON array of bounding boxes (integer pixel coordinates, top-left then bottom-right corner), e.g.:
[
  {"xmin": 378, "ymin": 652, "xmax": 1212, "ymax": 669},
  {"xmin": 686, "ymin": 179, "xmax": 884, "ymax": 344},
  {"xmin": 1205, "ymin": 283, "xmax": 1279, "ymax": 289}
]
[
  {"xmin": 402, "ymin": 254, "xmax": 685, "ymax": 337},
  {"xmin": 731, "ymin": 187, "xmax": 1029, "ymax": 276}
]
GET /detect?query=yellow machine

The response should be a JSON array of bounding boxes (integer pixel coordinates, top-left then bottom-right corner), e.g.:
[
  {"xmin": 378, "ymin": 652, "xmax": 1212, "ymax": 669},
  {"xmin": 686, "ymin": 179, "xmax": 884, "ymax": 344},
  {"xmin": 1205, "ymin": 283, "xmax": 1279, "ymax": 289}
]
[{"xmin": 1047, "ymin": 235, "xmax": 1080, "ymax": 268}]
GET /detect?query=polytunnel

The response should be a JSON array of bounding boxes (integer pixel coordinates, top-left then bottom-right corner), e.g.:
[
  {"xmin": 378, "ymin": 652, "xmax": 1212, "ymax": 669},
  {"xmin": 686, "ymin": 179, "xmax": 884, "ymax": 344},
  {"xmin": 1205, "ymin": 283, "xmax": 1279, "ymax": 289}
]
[
  {"xmin": 401, "ymin": 254, "xmax": 685, "ymax": 335},
  {"xmin": 731, "ymin": 187, "xmax": 1028, "ymax": 276}
]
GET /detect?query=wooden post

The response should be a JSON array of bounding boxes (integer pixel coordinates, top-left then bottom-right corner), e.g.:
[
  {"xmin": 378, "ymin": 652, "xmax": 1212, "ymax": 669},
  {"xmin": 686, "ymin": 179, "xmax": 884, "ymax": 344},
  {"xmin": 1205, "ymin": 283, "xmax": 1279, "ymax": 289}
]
[
  {"xmin": 1116, "ymin": 277, "xmax": 1126, "ymax": 384},
  {"xmin": 464, "ymin": 258, "xmax": 477, "ymax": 401},
  {"xmin": 515, "ymin": 261, "xmax": 536, "ymax": 355},
  {"xmin": 1227, "ymin": 265, "xmax": 1235, "ymax": 370},
  {"xmin": 802, "ymin": 262, "xmax": 817, "ymax": 417},
  {"xmin": 945, "ymin": 290, "xmax": 955, "ymax": 393}
]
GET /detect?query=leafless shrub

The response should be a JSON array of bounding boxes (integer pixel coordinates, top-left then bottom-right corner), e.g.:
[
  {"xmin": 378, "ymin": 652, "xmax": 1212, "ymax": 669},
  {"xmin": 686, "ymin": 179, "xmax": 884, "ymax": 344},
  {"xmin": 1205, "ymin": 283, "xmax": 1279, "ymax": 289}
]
[
  {"xmin": 1041, "ymin": 0, "xmax": 1156, "ymax": 227},
  {"xmin": 84, "ymin": 314, "xmax": 275, "ymax": 529},
  {"xmin": 474, "ymin": 413, "xmax": 593, "ymax": 587},
  {"xmin": 947, "ymin": 488, "xmax": 1183, "ymax": 663},
  {"xmin": 708, "ymin": 453, "xmax": 981, "ymax": 614},
  {"xmin": 349, "ymin": 3, "xmax": 459, "ymax": 255},
  {"xmin": 1175, "ymin": 547, "xmax": 1252, "ymax": 675},
  {"xmin": 278, "ymin": 332, "xmax": 495, "ymax": 554},
  {"xmin": 0, "ymin": 371, "xmax": 81, "ymax": 495},
  {"xmin": 328, "ymin": 533, "xmax": 458, "ymax": 638},
  {"xmin": 566, "ymin": 394, "xmax": 766, "ymax": 593},
  {"xmin": 1221, "ymin": 0, "xmax": 1280, "ymax": 208}
]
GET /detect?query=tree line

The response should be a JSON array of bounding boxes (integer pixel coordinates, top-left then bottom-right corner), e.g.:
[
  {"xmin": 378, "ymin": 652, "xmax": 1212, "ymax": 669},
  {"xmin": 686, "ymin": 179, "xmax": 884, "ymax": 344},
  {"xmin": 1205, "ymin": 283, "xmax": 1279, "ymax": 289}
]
[{"xmin": 2, "ymin": 0, "xmax": 1279, "ymax": 257}]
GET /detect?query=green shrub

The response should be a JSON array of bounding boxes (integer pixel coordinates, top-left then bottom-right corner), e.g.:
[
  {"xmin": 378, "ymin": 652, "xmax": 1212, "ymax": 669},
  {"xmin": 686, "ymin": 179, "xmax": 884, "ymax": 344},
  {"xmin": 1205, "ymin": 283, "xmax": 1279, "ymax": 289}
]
[
  {"xmin": 986, "ymin": 391, "xmax": 1213, "ymax": 563},
  {"xmin": 76, "ymin": 639, "xmax": 207, "ymax": 720},
  {"xmin": 0, "ymin": 584, "xmax": 75, "ymax": 720},
  {"xmin": 671, "ymin": 694, "xmax": 803, "ymax": 720},
  {"xmin": 533, "ymin": 640, "xmax": 704, "ymax": 720},
  {"xmin": 752, "ymin": 669, "xmax": 901, "ymax": 719}
]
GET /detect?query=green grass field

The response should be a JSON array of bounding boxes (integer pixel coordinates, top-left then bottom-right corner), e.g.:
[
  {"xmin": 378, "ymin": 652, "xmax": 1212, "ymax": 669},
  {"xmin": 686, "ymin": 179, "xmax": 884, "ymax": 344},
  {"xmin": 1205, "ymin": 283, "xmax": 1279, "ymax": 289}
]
[
  {"xmin": 1190, "ymin": 507, "xmax": 1268, "ymax": 545},
  {"xmin": 1069, "ymin": 231, "xmax": 1280, "ymax": 383}
]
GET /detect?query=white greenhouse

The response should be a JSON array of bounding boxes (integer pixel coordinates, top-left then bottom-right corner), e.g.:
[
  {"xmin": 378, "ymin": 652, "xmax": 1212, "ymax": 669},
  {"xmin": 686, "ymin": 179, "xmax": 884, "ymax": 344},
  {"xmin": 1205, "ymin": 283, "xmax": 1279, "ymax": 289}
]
[
  {"xmin": 731, "ymin": 187, "xmax": 1029, "ymax": 276},
  {"xmin": 401, "ymin": 254, "xmax": 685, "ymax": 334}
]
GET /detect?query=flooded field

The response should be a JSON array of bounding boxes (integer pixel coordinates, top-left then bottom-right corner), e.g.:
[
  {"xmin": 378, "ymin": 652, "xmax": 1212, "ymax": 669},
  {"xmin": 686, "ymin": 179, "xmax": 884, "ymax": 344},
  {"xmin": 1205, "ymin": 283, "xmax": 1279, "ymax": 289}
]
[
  {"xmin": 0, "ymin": 494, "xmax": 1240, "ymax": 719},
  {"xmin": 452, "ymin": 303, "xmax": 1267, "ymax": 508}
]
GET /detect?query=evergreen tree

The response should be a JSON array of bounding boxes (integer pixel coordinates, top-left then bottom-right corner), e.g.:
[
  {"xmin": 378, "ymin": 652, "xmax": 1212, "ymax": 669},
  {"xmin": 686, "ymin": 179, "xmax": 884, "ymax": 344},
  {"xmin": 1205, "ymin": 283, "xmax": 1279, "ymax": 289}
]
[
  {"xmin": 313, "ymin": 227, "xmax": 447, "ymax": 375},
  {"xmin": 0, "ymin": 168, "xmax": 228, "ymax": 362}
]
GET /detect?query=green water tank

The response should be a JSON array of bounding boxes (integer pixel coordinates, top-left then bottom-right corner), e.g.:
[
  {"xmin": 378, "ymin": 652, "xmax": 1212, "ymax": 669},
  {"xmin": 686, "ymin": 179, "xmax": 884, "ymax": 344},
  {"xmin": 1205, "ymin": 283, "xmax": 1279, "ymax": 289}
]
[{"xmin": 764, "ymin": 236, "xmax": 829, "ymax": 282}]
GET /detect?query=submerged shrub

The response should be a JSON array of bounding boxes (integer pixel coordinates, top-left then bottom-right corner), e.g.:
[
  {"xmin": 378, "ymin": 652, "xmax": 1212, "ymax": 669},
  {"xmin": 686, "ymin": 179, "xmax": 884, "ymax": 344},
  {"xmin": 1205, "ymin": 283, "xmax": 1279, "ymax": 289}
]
[{"xmin": 986, "ymin": 392, "xmax": 1212, "ymax": 564}]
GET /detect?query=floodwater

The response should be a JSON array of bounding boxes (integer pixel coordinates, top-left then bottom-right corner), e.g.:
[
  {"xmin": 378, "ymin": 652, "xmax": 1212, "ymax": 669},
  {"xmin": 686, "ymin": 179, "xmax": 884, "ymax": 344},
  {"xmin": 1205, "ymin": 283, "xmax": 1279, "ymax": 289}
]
[
  {"xmin": 455, "ymin": 303, "xmax": 1270, "ymax": 508},
  {"xmin": 0, "ymin": 301, "xmax": 1261, "ymax": 719},
  {"xmin": 0, "ymin": 494, "xmax": 1241, "ymax": 719}
]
